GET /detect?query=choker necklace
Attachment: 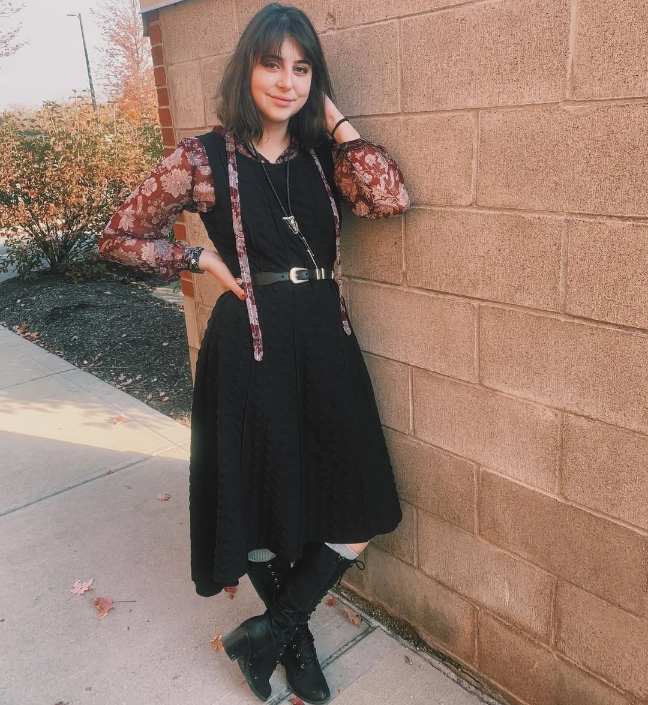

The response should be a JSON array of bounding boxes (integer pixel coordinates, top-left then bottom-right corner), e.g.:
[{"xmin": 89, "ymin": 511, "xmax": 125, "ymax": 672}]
[{"xmin": 247, "ymin": 141, "xmax": 319, "ymax": 269}]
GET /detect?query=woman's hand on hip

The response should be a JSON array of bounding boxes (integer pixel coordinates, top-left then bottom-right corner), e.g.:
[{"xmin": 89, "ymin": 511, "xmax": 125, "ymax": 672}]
[{"xmin": 198, "ymin": 250, "xmax": 246, "ymax": 300}]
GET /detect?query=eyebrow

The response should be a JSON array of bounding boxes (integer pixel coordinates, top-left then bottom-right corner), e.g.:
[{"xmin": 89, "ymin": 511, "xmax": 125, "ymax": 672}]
[{"xmin": 261, "ymin": 53, "xmax": 312, "ymax": 65}]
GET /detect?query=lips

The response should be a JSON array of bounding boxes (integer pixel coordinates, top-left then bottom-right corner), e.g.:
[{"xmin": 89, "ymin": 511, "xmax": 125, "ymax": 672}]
[{"xmin": 270, "ymin": 95, "xmax": 294, "ymax": 105}]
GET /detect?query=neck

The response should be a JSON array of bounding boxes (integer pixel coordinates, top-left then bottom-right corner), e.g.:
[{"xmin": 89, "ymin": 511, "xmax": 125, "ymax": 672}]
[{"xmin": 254, "ymin": 120, "xmax": 290, "ymax": 150}]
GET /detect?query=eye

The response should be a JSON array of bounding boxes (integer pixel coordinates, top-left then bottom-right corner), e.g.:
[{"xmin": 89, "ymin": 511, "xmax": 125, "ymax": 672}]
[{"xmin": 295, "ymin": 66, "xmax": 310, "ymax": 74}]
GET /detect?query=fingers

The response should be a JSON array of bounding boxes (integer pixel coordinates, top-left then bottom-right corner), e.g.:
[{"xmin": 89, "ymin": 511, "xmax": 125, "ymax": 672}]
[{"xmin": 233, "ymin": 277, "xmax": 246, "ymax": 300}]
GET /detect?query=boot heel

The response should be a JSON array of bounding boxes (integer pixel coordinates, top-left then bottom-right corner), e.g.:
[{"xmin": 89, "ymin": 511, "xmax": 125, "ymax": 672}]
[{"xmin": 222, "ymin": 626, "xmax": 249, "ymax": 662}]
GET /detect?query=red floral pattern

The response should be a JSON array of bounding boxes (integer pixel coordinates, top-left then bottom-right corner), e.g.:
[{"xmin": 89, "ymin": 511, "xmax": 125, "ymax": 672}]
[{"xmin": 97, "ymin": 125, "xmax": 410, "ymax": 281}]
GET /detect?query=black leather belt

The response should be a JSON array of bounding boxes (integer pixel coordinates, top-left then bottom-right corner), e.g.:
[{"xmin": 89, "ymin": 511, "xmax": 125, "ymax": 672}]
[{"xmin": 252, "ymin": 266, "xmax": 335, "ymax": 285}]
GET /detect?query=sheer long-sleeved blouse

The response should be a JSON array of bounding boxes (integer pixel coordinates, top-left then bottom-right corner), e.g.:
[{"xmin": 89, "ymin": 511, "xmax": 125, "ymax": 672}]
[{"xmin": 97, "ymin": 125, "xmax": 410, "ymax": 280}]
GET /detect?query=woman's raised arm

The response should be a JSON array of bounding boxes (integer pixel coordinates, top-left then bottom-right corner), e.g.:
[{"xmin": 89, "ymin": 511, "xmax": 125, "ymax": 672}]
[
  {"xmin": 331, "ymin": 137, "xmax": 411, "ymax": 219},
  {"xmin": 97, "ymin": 137, "xmax": 216, "ymax": 280}
]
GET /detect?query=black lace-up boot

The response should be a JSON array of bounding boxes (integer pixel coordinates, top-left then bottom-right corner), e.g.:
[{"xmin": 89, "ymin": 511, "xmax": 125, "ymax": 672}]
[
  {"xmin": 246, "ymin": 551, "xmax": 333, "ymax": 704},
  {"xmin": 223, "ymin": 543, "xmax": 366, "ymax": 702}
]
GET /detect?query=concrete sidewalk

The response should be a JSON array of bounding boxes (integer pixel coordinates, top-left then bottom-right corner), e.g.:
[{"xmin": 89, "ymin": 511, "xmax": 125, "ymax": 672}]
[{"xmin": 0, "ymin": 324, "xmax": 501, "ymax": 705}]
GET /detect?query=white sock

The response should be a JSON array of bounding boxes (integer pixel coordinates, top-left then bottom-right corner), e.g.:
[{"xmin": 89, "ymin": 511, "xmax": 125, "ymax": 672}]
[
  {"xmin": 325, "ymin": 542, "xmax": 360, "ymax": 560},
  {"xmin": 248, "ymin": 547, "xmax": 276, "ymax": 562}
]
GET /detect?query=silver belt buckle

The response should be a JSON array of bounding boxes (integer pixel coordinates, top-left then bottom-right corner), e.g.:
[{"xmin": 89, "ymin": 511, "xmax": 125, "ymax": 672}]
[{"xmin": 289, "ymin": 267, "xmax": 309, "ymax": 284}]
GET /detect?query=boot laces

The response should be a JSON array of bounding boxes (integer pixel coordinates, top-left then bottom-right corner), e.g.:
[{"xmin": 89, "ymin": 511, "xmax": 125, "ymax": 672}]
[{"xmin": 292, "ymin": 624, "xmax": 317, "ymax": 669}]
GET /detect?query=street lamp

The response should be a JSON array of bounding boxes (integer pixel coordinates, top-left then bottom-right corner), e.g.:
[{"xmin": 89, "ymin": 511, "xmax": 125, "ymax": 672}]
[{"xmin": 66, "ymin": 12, "xmax": 97, "ymax": 111}]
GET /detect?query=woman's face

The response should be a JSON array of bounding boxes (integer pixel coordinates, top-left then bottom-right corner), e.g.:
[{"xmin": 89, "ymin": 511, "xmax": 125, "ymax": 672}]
[{"xmin": 250, "ymin": 36, "xmax": 312, "ymax": 128}]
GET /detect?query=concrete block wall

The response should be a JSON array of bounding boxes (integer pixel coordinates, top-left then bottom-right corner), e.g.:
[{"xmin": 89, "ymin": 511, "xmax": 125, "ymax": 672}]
[{"xmin": 143, "ymin": 2, "xmax": 648, "ymax": 704}]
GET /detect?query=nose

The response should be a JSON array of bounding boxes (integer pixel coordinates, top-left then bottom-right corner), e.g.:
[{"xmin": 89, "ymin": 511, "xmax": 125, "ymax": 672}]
[{"xmin": 276, "ymin": 67, "xmax": 294, "ymax": 90}]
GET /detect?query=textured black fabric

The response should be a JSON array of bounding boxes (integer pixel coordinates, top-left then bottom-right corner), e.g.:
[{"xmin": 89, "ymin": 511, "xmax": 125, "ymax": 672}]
[{"xmin": 189, "ymin": 130, "xmax": 402, "ymax": 597}]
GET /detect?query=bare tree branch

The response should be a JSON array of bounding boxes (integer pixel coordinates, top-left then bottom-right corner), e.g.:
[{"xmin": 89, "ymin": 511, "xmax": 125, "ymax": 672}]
[{"xmin": 0, "ymin": 0, "xmax": 27, "ymax": 61}]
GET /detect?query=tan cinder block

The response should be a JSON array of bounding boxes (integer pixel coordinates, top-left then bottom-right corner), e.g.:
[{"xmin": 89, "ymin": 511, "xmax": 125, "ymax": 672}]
[
  {"xmin": 384, "ymin": 428, "xmax": 476, "ymax": 533},
  {"xmin": 196, "ymin": 275, "xmax": 224, "ymax": 308},
  {"xmin": 349, "ymin": 280, "xmax": 476, "ymax": 380},
  {"xmin": 562, "ymin": 414, "xmax": 648, "ymax": 531},
  {"xmin": 479, "ymin": 470, "xmax": 648, "ymax": 615},
  {"xmin": 401, "ymin": 0, "xmax": 569, "ymax": 112},
  {"xmin": 160, "ymin": 0, "xmax": 237, "ymax": 64},
  {"xmin": 412, "ymin": 369, "xmax": 560, "ymax": 491},
  {"xmin": 236, "ymin": 0, "xmax": 336, "ymax": 33},
  {"xmin": 566, "ymin": 218, "xmax": 648, "ymax": 329},
  {"xmin": 340, "ymin": 214, "xmax": 403, "ymax": 285},
  {"xmin": 399, "ymin": 114, "xmax": 474, "ymax": 206},
  {"xmin": 195, "ymin": 303, "xmax": 213, "ymax": 343},
  {"xmin": 480, "ymin": 306, "xmax": 648, "ymax": 434},
  {"xmin": 167, "ymin": 60, "xmax": 205, "ymax": 129},
  {"xmin": 406, "ymin": 208, "xmax": 563, "ymax": 311},
  {"xmin": 478, "ymin": 611, "xmax": 631, "ymax": 705},
  {"xmin": 184, "ymin": 212, "xmax": 210, "ymax": 247},
  {"xmin": 188, "ymin": 346, "xmax": 199, "ymax": 382},
  {"xmin": 572, "ymin": 0, "xmax": 648, "ymax": 100},
  {"xmin": 320, "ymin": 24, "xmax": 399, "ymax": 116},
  {"xmin": 418, "ymin": 512, "xmax": 554, "ymax": 640},
  {"xmin": 556, "ymin": 582, "xmax": 648, "ymax": 700},
  {"xmin": 201, "ymin": 54, "xmax": 230, "ymax": 126},
  {"xmin": 371, "ymin": 499, "xmax": 417, "ymax": 566},
  {"xmin": 365, "ymin": 544, "xmax": 476, "ymax": 663},
  {"xmin": 337, "ymin": 0, "xmax": 458, "ymax": 29},
  {"xmin": 478, "ymin": 104, "xmax": 648, "ymax": 217},
  {"xmin": 182, "ymin": 296, "xmax": 199, "ymax": 349},
  {"xmin": 361, "ymin": 352, "xmax": 409, "ymax": 433}
]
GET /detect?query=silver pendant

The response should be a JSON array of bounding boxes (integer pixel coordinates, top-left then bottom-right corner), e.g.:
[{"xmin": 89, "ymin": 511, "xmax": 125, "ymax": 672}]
[{"xmin": 283, "ymin": 215, "xmax": 300, "ymax": 235}]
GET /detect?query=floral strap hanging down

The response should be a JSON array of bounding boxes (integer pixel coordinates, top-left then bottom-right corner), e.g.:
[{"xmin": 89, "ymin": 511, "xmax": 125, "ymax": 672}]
[{"xmin": 225, "ymin": 130, "xmax": 352, "ymax": 363}]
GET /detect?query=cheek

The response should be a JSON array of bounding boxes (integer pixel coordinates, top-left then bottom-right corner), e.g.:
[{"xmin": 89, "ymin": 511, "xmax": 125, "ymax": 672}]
[
  {"xmin": 250, "ymin": 70, "xmax": 269, "ymax": 98},
  {"xmin": 298, "ymin": 76, "xmax": 312, "ymax": 101}
]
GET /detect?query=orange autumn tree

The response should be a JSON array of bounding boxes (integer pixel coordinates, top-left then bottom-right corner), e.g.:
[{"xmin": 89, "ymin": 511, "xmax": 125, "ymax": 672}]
[
  {"xmin": 0, "ymin": 99, "xmax": 160, "ymax": 279},
  {"xmin": 93, "ymin": 0, "xmax": 158, "ymax": 124}
]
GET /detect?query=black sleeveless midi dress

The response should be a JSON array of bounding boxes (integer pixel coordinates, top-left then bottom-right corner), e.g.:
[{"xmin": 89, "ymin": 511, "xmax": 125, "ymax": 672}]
[{"xmin": 188, "ymin": 130, "xmax": 402, "ymax": 597}]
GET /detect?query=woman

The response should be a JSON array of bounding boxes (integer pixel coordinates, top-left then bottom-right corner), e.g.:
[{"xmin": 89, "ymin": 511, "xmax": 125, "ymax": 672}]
[{"xmin": 99, "ymin": 3, "xmax": 410, "ymax": 703}]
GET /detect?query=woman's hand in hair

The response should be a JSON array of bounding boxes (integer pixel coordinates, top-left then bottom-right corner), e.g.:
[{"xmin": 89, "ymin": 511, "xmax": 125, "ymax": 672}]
[{"xmin": 198, "ymin": 250, "xmax": 247, "ymax": 300}]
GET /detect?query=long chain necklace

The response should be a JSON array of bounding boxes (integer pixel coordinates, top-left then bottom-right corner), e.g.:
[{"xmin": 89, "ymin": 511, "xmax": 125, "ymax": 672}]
[{"xmin": 247, "ymin": 141, "xmax": 319, "ymax": 269}]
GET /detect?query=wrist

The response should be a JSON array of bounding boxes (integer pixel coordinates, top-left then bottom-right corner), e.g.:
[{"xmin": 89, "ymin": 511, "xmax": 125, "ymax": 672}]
[
  {"xmin": 326, "ymin": 107, "xmax": 345, "ymax": 134},
  {"xmin": 331, "ymin": 119, "xmax": 361, "ymax": 144}
]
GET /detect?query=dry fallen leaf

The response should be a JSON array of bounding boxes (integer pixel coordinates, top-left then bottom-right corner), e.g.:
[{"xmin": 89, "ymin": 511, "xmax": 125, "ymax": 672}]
[
  {"xmin": 288, "ymin": 697, "xmax": 305, "ymax": 705},
  {"xmin": 324, "ymin": 595, "xmax": 337, "ymax": 607},
  {"xmin": 70, "ymin": 578, "xmax": 94, "ymax": 595},
  {"xmin": 210, "ymin": 633, "xmax": 225, "ymax": 651},
  {"xmin": 341, "ymin": 606, "xmax": 362, "ymax": 626},
  {"xmin": 94, "ymin": 596, "xmax": 113, "ymax": 619},
  {"xmin": 224, "ymin": 586, "xmax": 238, "ymax": 599},
  {"xmin": 157, "ymin": 493, "xmax": 171, "ymax": 501}
]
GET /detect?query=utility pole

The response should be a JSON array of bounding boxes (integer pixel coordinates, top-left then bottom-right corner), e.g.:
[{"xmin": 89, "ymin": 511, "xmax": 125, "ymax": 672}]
[{"xmin": 67, "ymin": 12, "xmax": 97, "ymax": 111}]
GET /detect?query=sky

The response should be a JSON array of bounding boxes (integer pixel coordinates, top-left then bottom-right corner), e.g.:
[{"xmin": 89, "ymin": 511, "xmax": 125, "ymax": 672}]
[{"xmin": 0, "ymin": 0, "xmax": 110, "ymax": 111}]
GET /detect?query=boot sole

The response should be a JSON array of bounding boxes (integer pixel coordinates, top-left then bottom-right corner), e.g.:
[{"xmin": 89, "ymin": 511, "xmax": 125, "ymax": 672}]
[
  {"xmin": 288, "ymin": 682, "xmax": 331, "ymax": 705},
  {"xmin": 222, "ymin": 626, "xmax": 272, "ymax": 702},
  {"xmin": 286, "ymin": 668, "xmax": 332, "ymax": 705}
]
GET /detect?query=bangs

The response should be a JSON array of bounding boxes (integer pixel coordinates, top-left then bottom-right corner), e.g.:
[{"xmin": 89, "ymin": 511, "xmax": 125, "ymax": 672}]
[{"xmin": 251, "ymin": 19, "xmax": 313, "ymax": 66}]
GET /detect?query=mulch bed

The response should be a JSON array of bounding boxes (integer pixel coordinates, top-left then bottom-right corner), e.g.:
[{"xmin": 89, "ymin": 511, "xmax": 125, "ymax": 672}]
[{"xmin": 0, "ymin": 263, "xmax": 194, "ymax": 427}]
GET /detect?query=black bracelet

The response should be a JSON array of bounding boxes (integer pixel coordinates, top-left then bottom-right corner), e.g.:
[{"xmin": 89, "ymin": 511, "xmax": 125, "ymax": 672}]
[
  {"xmin": 185, "ymin": 246, "xmax": 204, "ymax": 274},
  {"xmin": 331, "ymin": 117, "xmax": 349, "ymax": 139}
]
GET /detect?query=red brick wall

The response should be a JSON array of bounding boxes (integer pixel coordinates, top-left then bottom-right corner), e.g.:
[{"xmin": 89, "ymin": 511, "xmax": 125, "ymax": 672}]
[{"xmin": 145, "ymin": 2, "xmax": 648, "ymax": 704}]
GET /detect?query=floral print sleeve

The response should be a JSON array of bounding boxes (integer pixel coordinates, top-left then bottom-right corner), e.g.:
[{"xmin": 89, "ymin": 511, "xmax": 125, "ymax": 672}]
[
  {"xmin": 97, "ymin": 137, "xmax": 216, "ymax": 280},
  {"xmin": 331, "ymin": 138, "xmax": 410, "ymax": 219}
]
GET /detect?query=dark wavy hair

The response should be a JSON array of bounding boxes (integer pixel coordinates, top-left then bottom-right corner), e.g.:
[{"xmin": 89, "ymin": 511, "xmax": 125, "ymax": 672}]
[{"xmin": 216, "ymin": 3, "xmax": 335, "ymax": 151}]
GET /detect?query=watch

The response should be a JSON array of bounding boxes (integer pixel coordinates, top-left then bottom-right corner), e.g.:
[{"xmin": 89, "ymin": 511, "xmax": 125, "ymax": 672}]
[{"xmin": 185, "ymin": 246, "xmax": 204, "ymax": 274}]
